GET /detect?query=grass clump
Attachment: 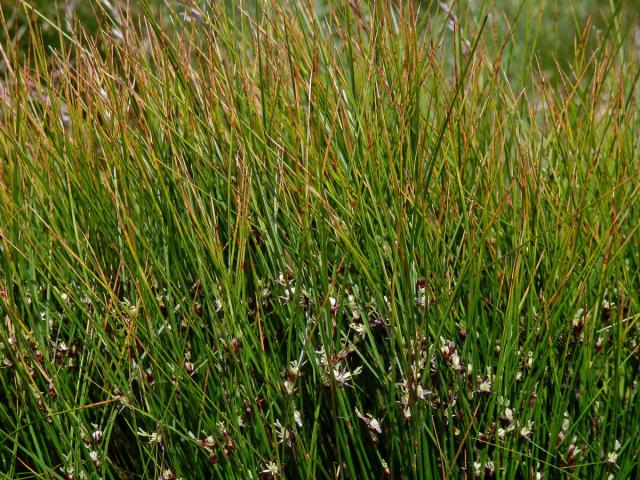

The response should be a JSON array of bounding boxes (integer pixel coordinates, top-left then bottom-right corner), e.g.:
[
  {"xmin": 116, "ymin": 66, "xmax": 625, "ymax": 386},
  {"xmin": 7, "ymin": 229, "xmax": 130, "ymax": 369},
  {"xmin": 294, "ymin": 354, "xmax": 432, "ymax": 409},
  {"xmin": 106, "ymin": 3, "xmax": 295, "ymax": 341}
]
[{"xmin": 1, "ymin": 0, "xmax": 640, "ymax": 478}]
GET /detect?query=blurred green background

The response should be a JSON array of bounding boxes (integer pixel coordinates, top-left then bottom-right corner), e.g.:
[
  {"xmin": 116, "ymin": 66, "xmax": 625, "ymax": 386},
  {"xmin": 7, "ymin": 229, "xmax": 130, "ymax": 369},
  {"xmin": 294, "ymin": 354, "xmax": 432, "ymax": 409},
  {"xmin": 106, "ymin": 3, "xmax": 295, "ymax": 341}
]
[{"xmin": 1, "ymin": 1, "xmax": 638, "ymax": 81}]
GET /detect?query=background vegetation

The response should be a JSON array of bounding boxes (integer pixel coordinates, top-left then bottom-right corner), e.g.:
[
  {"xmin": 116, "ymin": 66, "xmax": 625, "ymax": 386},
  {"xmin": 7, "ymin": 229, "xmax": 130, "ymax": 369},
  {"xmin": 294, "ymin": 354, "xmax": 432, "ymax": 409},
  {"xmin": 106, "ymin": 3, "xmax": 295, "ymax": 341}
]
[{"xmin": 1, "ymin": 0, "xmax": 639, "ymax": 478}]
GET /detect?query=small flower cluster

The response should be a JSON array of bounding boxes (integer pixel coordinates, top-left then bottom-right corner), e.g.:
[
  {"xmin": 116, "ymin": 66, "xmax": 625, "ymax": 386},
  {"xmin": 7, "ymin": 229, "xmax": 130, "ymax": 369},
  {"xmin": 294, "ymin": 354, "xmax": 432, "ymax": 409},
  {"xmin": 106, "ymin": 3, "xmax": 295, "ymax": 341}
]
[
  {"xmin": 80, "ymin": 424, "xmax": 104, "ymax": 470},
  {"xmin": 355, "ymin": 407, "xmax": 382, "ymax": 442},
  {"xmin": 260, "ymin": 460, "xmax": 280, "ymax": 478},
  {"xmin": 190, "ymin": 422, "xmax": 238, "ymax": 464},
  {"xmin": 316, "ymin": 346, "xmax": 362, "ymax": 388},
  {"xmin": 397, "ymin": 333, "xmax": 431, "ymax": 420},
  {"xmin": 473, "ymin": 459, "xmax": 495, "ymax": 479}
]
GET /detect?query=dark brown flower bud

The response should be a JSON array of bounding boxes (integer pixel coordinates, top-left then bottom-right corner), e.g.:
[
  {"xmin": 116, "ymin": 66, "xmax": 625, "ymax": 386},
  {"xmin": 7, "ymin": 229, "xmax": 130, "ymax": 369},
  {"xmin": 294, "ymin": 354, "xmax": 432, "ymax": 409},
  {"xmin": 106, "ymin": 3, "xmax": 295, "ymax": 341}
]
[
  {"xmin": 595, "ymin": 338, "xmax": 603, "ymax": 353},
  {"xmin": 231, "ymin": 337, "xmax": 241, "ymax": 354}
]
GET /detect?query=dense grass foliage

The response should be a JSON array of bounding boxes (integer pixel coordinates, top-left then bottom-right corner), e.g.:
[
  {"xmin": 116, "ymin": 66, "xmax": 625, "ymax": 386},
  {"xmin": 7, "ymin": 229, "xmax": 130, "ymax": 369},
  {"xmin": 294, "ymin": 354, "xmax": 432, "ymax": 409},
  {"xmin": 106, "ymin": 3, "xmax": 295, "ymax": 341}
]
[{"xmin": 1, "ymin": 1, "xmax": 640, "ymax": 478}]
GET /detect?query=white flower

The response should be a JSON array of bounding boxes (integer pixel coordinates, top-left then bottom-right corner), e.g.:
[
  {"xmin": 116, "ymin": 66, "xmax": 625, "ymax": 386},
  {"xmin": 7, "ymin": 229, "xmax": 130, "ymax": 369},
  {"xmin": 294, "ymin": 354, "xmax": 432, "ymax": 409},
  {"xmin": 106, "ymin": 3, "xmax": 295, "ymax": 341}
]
[
  {"xmin": 287, "ymin": 360, "xmax": 302, "ymax": 379},
  {"xmin": 355, "ymin": 408, "xmax": 382, "ymax": 434},
  {"xmin": 479, "ymin": 379, "xmax": 492, "ymax": 394},
  {"xmin": 562, "ymin": 412, "xmax": 570, "ymax": 432},
  {"xmin": 606, "ymin": 451, "xmax": 618, "ymax": 466},
  {"xmin": 572, "ymin": 308, "xmax": 584, "ymax": 327},
  {"xmin": 350, "ymin": 322, "xmax": 367, "ymax": 336},
  {"xmin": 293, "ymin": 410, "xmax": 302, "ymax": 428},
  {"xmin": 416, "ymin": 384, "xmax": 432, "ymax": 401},
  {"xmin": 160, "ymin": 469, "xmax": 178, "ymax": 480},
  {"xmin": 520, "ymin": 420, "xmax": 534, "ymax": 440},
  {"xmin": 403, "ymin": 406, "xmax": 411, "ymax": 420},
  {"xmin": 525, "ymin": 351, "xmax": 533, "ymax": 369},
  {"xmin": 369, "ymin": 417, "xmax": 382, "ymax": 433},
  {"xmin": 137, "ymin": 428, "xmax": 162, "ymax": 444},
  {"xmin": 91, "ymin": 428, "xmax": 103, "ymax": 443},
  {"xmin": 283, "ymin": 380, "xmax": 296, "ymax": 396},
  {"xmin": 348, "ymin": 294, "xmax": 361, "ymax": 319},
  {"xmin": 122, "ymin": 298, "xmax": 138, "ymax": 316},
  {"xmin": 261, "ymin": 461, "xmax": 280, "ymax": 477},
  {"xmin": 440, "ymin": 337, "xmax": 456, "ymax": 358},
  {"xmin": 214, "ymin": 299, "xmax": 223, "ymax": 313},
  {"xmin": 331, "ymin": 365, "xmax": 362, "ymax": 387},
  {"xmin": 279, "ymin": 287, "xmax": 295, "ymax": 303},
  {"xmin": 414, "ymin": 287, "xmax": 426, "ymax": 307},
  {"xmin": 315, "ymin": 347, "xmax": 328, "ymax": 367},
  {"xmin": 274, "ymin": 420, "xmax": 293, "ymax": 447},
  {"xmin": 503, "ymin": 408, "xmax": 514, "ymax": 424},
  {"xmin": 449, "ymin": 352, "xmax": 461, "ymax": 371}
]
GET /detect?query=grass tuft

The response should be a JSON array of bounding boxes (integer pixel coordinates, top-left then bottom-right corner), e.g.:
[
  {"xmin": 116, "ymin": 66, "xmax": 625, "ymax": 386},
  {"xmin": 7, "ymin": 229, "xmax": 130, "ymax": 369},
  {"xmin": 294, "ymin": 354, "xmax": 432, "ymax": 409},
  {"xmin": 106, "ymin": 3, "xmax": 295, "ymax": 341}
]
[{"xmin": 1, "ymin": 1, "xmax": 639, "ymax": 478}]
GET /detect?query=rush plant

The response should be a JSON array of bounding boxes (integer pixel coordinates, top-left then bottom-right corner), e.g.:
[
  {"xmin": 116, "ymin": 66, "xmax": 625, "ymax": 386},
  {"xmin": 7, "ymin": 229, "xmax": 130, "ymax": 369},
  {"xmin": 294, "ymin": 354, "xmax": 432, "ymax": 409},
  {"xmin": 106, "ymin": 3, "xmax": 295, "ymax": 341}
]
[{"xmin": 1, "ymin": 1, "xmax": 639, "ymax": 479}]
